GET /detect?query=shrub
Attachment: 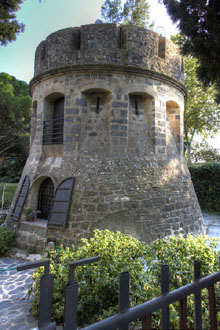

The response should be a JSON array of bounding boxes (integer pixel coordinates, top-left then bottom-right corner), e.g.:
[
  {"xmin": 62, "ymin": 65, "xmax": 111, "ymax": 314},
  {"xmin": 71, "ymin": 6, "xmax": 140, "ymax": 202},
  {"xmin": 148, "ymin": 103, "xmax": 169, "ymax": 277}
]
[
  {"xmin": 30, "ymin": 230, "xmax": 220, "ymax": 328},
  {"xmin": 0, "ymin": 226, "xmax": 16, "ymax": 255},
  {"xmin": 189, "ymin": 162, "xmax": 220, "ymax": 212}
]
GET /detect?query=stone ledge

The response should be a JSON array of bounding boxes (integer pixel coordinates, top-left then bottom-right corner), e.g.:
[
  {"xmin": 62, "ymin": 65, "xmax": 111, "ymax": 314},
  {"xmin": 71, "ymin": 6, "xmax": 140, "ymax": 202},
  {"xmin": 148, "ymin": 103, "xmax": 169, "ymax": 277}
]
[{"xmin": 29, "ymin": 64, "xmax": 187, "ymax": 97}]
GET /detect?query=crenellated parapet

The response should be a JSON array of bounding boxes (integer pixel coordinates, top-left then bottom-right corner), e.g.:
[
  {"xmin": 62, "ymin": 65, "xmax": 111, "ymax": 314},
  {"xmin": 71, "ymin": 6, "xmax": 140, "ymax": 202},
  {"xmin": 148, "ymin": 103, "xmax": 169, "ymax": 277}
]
[{"xmin": 33, "ymin": 24, "xmax": 184, "ymax": 86}]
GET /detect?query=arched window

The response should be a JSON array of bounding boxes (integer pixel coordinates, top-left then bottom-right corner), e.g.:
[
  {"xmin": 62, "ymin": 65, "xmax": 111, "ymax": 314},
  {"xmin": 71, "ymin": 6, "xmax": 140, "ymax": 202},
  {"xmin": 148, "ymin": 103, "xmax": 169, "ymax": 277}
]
[
  {"xmin": 37, "ymin": 178, "xmax": 54, "ymax": 219},
  {"xmin": 166, "ymin": 100, "xmax": 181, "ymax": 151}
]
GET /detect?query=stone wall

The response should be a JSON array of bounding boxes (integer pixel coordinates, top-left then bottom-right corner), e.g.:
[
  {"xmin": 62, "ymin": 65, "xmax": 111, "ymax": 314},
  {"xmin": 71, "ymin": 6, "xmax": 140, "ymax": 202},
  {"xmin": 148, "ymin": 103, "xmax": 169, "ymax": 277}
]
[
  {"xmin": 7, "ymin": 24, "xmax": 204, "ymax": 251},
  {"xmin": 33, "ymin": 24, "xmax": 184, "ymax": 84}
]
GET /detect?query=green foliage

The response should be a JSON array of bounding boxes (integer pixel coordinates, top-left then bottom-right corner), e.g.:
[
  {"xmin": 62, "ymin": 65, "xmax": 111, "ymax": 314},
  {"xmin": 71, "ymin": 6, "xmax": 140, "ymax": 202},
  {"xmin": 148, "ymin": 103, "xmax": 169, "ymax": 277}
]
[
  {"xmin": 0, "ymin": 182, "xmax": 18, "ymax": 208},
  {"xmin": 191, "ymin": 141, "xmax": 220, "ymax": 163},
  {"xmin": 0, "ymin": 157, "xmax": 25, "ymax": 182},
  {"xmin": 0, "ymin": 226, "xmax": 16, "ymax": 255},
  {"xmin": 101, "ymin": 0, "xmax": 151, "ymax": 27},
  {"xmin": 189, "ymin": 163, "xmax": 220, "ymax": 212},
  {"xmin": 30, "ymin": 230, "xmax": 220, "ymax": 328},
  {"xmin": 0, "ymin": 0, "xmax": 24, "ymax": 45},
  {"xmin": 0, "ymin": 72, "xmax": 31, "ymax": 180},
  {"xmin": 171, "ymin": 35, "xmax": 220, "ymax": 163},
  {"xmin": 162, "ymin": 1, "xmax": 220, "ymax": 97}
]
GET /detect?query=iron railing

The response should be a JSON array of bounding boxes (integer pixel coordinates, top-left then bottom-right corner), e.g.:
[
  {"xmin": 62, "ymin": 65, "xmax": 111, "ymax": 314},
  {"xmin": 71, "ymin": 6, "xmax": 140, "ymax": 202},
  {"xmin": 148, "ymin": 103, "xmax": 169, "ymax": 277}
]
[
  {"xmin": 43, "ymin": 118, "xmax": 64, "ymax": 144},
  {"xmin": 17, "ymin": 258, "xmax": 220, "ymax": 330},
  {"xmin": 82, "ymin": 261, "xmax": 220, "ymax": 330}
]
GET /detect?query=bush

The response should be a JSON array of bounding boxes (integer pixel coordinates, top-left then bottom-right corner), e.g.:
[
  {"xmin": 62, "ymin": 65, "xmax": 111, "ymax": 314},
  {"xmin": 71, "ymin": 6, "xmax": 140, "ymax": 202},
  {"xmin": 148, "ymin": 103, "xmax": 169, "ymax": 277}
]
[
  {"xmin": 30, "ymin": 230, "xmax": 220, "ymax": 328},
  {"xmin": 189, "ymin": 162, "xmax": 220, "ymax": 212},
  {"xmin": 0, "ymin": 226, "xmax": 16, "ymax": 255},
  {"xmin": 0, "ymin": 157, "xmax": 24, "ymax": 183}
]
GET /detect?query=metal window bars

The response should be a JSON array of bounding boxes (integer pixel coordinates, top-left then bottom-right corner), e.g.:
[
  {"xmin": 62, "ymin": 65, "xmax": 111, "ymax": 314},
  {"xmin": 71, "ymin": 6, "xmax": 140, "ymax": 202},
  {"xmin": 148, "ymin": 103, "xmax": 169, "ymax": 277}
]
[{"xmin": 43, "ymin": 118, "xmax": 64, "ymax": 145}]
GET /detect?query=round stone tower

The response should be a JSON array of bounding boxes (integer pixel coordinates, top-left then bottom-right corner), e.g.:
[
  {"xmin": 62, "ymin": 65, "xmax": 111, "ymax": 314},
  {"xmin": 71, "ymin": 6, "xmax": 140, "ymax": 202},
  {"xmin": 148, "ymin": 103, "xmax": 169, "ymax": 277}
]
[{"xmin": 8, "ymin": 24, "xmax": 205, "ymax": 251}]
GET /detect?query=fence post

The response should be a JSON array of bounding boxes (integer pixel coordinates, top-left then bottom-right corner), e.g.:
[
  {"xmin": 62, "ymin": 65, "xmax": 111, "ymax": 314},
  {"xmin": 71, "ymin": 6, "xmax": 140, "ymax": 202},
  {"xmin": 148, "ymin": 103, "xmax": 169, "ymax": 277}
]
[
  {"xmin": 194, "ymin": 260, "xmax": 202, "ymax": 330},
  {"xmin": 17, "ymin": 260, "xmax": 56, "ymax": 330},
  {"xmin": 119, "ymin": 271, "xmax": 130, "ymax": 330},
  {"xmin": 63, "ymin": 256, "xmax": 99, "ymax": 330},
  {"xmin": 161, "ymin": 264, "xmax": 169, "ymax": 330}
]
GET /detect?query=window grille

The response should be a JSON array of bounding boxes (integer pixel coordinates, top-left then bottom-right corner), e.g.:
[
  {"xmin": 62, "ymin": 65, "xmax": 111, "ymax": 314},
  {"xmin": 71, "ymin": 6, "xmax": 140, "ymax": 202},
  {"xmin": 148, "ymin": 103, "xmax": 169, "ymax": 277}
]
[{"xmin": 37, "ymin": 178, "xmax": 54, "ymax": 219}]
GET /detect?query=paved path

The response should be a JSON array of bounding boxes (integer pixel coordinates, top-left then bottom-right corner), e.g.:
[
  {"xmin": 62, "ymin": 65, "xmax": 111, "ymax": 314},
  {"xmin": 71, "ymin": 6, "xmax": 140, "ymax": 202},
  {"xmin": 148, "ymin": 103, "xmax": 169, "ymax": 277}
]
[
  {"xmin": 0, "ymin": 258, "xmax": 37, "ymax": 330},
  {"xmin": 1, "ymin": 213, "xmax": 220, "ymax": 330}
]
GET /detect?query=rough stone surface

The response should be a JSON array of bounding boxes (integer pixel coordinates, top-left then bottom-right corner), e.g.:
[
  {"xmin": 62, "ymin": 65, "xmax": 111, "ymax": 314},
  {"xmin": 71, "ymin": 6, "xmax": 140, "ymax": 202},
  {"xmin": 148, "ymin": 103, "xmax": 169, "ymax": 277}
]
[
  {"xmin": 0, "ymin": 258, "xmax": 37, "ymax": 330},
  {"xmin": 7, "ymin": 23, "xmax": 204, "ymax": 251}
]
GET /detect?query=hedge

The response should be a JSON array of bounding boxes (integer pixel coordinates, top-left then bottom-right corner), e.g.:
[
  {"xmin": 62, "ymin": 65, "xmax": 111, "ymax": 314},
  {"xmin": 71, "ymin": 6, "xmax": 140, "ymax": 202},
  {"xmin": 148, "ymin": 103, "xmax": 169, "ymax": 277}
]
[{"xmin": 188, "ymin": 162, "xmax": 220, "ymax": 212}]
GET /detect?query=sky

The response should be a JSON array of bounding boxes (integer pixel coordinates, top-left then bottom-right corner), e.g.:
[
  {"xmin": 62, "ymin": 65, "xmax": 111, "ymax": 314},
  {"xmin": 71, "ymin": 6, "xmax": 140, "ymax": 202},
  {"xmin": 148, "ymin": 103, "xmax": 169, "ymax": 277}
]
[{"xmin": 0, "ymin": 0, "xmax": 219, "ymax": 148}]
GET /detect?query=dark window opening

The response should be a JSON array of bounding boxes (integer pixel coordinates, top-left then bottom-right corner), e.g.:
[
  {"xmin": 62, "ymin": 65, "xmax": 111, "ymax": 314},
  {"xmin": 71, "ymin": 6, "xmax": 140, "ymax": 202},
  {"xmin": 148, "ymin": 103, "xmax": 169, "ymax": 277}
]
[
  {"xmin": 96, "ymin": 96, "xmax": 100, "ymax": 114},
  {"xmin": 119, "ymin": 26, "xmax": 127, "ymax": 50},
  {"xmin": 72, "ymin": 29, "xmax": 81, "ymax": 50},
  {"xmin": 37, "ymin": 178, "xmax": 54, "ymax": 219},
  {"xmin": 158, "ymin": 37, "xmax": 166, "ymax": 59},
  {"xmin": 135, "ymin": 99, "xmax": 139, "ymax": 115},
  {"xmin": 43, "ymin": 97, "xmax": 64, "ymax": 145},
  {"xmin": 53, "ymin": 97, "xmax": 64, "ymax": 143}
]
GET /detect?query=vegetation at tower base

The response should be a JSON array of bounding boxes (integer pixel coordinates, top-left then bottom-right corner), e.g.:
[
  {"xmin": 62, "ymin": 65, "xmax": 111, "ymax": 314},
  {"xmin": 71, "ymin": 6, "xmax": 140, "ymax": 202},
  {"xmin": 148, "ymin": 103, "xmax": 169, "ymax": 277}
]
[
  {"xmin": 161, "ymin": 0, "xmax": 220, "ymax": 101},
  {"xmin": 101, "ymin": 0, "xmax": 151, "ymax": 27},
  {"xmin": 189, "ymin": 163, "xmax": 220, "ymax": 213},
  {"xmin": 0, "ymin": 72, "xmax": 31, "ymax": 182},
  {"xmin": 0, "ymin": 226, "xmax": 15, "ymax": 255},
  {"xmin": 30, "ymin": 230, "xmax": 220, "ymax": 328}
]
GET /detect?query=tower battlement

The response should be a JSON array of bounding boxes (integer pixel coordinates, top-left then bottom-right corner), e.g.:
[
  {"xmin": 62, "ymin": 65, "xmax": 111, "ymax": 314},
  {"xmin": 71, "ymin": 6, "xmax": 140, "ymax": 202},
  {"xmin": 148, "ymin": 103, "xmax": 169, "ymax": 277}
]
[{"xmin": 34, "ymin": 24, "xmax": 184, "ymax": 85}]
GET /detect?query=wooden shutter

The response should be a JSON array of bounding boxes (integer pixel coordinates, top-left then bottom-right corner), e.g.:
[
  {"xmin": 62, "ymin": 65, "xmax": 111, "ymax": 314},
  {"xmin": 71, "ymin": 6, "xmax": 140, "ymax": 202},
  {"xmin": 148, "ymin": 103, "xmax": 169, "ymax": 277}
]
[
  {"xmin": 48, "ymin": 177, "xmax": 75, "ymax": 228},
  {"xmin": 11, "ymin": 176, "xmax": 30, "ymax": 221}
]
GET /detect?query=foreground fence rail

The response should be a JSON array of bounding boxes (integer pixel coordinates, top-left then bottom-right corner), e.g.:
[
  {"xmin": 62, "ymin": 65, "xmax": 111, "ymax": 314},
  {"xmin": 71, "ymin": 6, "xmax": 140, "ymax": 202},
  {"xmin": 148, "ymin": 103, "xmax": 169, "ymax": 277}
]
[
  {"xmin": 82, "ymin": 260, "xmax": 220, "ymax": 330},
  {"xmin": 17, "ymin": 258, "xmax": 220, "ymax": 330}
]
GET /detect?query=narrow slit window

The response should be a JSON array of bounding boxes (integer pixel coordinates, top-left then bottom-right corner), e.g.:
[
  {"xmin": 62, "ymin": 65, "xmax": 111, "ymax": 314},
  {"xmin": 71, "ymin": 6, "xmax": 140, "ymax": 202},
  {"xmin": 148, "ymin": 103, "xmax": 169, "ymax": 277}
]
[
  {"xmin": 96, "ymin": 96, "xmax": 100, "ymax": 114},
  {"xmin": 135, "ymin": 99, "xmax": 139, "ymax": 115}
]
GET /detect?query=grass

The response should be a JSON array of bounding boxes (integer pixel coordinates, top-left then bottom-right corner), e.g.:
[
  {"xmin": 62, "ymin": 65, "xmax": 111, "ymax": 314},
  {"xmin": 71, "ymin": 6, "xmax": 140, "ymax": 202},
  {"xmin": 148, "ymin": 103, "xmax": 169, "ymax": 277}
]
[{"xmin": 0, "ymin": 182, "xmax": 18, "ymax": 208}]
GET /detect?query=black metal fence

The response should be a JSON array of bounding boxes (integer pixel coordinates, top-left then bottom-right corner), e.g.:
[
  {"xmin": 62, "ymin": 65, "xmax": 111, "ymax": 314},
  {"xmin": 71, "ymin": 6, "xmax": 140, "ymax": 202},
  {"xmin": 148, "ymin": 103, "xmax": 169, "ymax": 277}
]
[
  {"xmin": 43, "ymin": 118, "xmax": 64, "ymax": 144},
  {"xmin": 17, "ymin": 257, "xmax": 220, "ymax": 330}
]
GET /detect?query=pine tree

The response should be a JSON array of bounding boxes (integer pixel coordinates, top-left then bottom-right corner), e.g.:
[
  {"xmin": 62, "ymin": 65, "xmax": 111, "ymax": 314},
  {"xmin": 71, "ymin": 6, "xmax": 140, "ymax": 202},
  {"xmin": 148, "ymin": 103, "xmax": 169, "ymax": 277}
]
[
  {"xmin": 101, "ymin": 0, "xmax": 122, "ymax": 23},
  {"xmin": 0, "ymin": 0, "xmax": 24, "ymax": 45},
  {"xmin": 101, "ymin": 0, "xmax": 151, "ymax": 27},
  {"xmin": 162, "ymin": 0, "xmax": 220, "ymax": 89}
]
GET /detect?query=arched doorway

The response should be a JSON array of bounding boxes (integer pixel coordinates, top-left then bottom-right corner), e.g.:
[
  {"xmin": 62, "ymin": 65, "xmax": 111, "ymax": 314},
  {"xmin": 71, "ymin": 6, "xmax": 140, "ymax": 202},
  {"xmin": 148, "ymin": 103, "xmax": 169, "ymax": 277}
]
[{"xmin": 37, "ymin": 178, "xmax": 54, "ymax": 219}]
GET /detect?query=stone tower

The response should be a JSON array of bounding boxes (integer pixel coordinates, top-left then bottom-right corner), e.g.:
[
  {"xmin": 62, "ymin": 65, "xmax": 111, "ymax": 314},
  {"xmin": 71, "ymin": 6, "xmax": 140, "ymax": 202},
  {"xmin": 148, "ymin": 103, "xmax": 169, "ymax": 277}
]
[{"xmin": 8, "ymin": 24, "xmax": 205, "ymax": 251}]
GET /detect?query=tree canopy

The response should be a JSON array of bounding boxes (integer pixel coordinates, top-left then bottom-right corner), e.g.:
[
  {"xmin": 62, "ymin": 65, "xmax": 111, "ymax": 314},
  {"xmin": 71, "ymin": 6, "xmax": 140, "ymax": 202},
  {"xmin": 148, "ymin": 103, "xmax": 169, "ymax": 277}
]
[
  {"xmin": 184, "ymin": 56, "xmax": 220, "ymax": 162},
  {"xmin": 0, "ymin": 0, "xmax": 24, "ymax": 45},
  {"xmin": 101, "ymin": 0, "xmax": 151, "ymax": 27},
  {"xmin": 0, "ymin": 72, "xmax": 31, "ymax": 158},
  {"xmin": 161, "ymin": 0, "xmax": 220, "ymax": 90}
]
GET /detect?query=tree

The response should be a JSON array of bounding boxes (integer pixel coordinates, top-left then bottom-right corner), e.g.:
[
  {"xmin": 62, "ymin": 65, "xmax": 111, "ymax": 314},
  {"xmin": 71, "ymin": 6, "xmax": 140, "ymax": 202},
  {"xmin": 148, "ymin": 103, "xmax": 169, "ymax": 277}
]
[
  {"xmin": 183, "ymin": 56, "xmax": 220, "ymax": 163},
  {"xmin": 0, "ymin": 0, "xmax": 24, "ymax": 45},
  {"xmin": 0, "ymin": 73, "xmax": 31, "ymax": 180},
  {"xmin": 101, "ymin": 0, "xmax": 151, "ymax": 27},
  {"xmin": 191, "ymin": 141, "xmax": 220, "ymax": 163},
  {"xmin": 161, "ymin": 1, "xmax": 220, "ymax": 93},
  {"xmin": 101, "ymin": 0, "xmax": 122, "ymax": 23}
]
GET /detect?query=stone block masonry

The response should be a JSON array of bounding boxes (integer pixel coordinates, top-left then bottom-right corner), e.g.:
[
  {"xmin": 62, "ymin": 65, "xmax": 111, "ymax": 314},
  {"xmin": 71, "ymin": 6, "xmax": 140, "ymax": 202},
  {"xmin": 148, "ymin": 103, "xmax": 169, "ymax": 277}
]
[{"xmin": 7, "ymin": 23, "xmax": 204, "ymax": 251}]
